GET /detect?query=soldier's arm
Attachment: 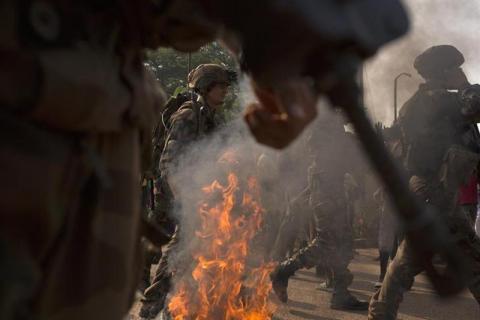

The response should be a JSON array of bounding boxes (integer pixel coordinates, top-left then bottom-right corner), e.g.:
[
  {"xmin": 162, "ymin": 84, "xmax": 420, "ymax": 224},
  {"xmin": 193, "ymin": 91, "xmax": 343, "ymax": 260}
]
[{"xmin": 159, "ymin": 107, "xmax": 198, "ymax": 178}]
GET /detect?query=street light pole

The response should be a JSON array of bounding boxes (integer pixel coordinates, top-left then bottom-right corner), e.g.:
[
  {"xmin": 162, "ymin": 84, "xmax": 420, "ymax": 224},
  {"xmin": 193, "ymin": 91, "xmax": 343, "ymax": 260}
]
[{"xmin": 394, "ymin": 72, "xmax": 411, "ymax": 122}]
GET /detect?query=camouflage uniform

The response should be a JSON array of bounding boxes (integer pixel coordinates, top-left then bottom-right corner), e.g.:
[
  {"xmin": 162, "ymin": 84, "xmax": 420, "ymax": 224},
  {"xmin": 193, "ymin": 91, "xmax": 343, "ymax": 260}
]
[
  {"xmin": 140, "ymin": 64, "xmax": 233, "ymax": 319},
  {"xmin": 369, "ymin": 45, "xmax": 480, "ymax": 320},
  {"xmin": 0, "ymin": 2, "xmax": 172, "ymax": 319},
  {"xmin": 271, "ymin": 113, "xmax": 368, "ymax": 310}
]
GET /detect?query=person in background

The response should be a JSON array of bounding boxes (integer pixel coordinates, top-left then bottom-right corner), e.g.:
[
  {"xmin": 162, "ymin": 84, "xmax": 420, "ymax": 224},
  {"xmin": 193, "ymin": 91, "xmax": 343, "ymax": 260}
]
[
  {"xmin": 373, "ymin": 188, "xmax": 397, "ymax": 289},
  {"xmin": 458, "ymin": 174, "xmax": 479, "ymax": 230}
]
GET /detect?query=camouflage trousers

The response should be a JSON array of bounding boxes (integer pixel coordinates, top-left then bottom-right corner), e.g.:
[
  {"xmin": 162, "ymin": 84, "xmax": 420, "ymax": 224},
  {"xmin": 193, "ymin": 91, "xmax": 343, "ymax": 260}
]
[
  {"xmin": 270, "ymin": 192, "xmax": 312, "ymax": 261},
  {"xmin": 275, "ymin": 191, "xmax": 355, "ymax": 295},
  {"xmin": 140, "ymin": 226, "xmax": 178, "ymax": 318}
]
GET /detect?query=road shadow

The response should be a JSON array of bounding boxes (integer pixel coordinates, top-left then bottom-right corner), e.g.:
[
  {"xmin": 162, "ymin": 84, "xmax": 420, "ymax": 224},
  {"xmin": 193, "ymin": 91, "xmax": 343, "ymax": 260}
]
[
  {"xmin": 287, "ymin": 299, "xmax": 317, "ymax": 311},
  {"xmin": 289, "ymin": 309, "xmax": 337, "ymax": 320},
  {"xmin": 399, "ymin": 289, "xmax": 479, "ymax": 319}
]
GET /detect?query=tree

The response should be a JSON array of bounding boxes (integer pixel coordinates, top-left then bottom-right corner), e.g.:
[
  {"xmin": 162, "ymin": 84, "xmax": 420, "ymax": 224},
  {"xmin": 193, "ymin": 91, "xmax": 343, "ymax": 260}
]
[{"xmin": 146, "ymin": 42, "xmax": 237, "ymax": 96}]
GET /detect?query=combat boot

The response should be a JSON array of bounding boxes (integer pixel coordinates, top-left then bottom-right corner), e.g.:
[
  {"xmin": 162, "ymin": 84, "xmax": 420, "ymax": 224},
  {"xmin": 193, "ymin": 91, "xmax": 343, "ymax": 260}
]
[
  {"xmin": 330, "ymin": 289, "xmax": 369, "ymax": 311},
  {"xmin": 270, "ymin": 258, "xmax": 302, "ymax": 303},
  {"xmin": 317, "ymin": 268, "xmax": 334, "ymax": 292}
]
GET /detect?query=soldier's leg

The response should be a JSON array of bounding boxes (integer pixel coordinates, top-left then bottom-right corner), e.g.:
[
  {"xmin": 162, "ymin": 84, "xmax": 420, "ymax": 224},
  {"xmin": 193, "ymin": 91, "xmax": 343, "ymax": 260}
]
[
  {"xmin": 139, "ymin": 240, "xmax": 161, "ymax": 294},
  {"xmin": 271, "ymin": 197, "xmax": 339, "ymax": 303},
  {"xmin": 377, "ymin": 250, "xmax": 390, "ymax": 285},
  {"xmin": 270, "ymin": 198, "xmax": 310, "ymax": 261},
  {"xmin": 329, "ymin": 207, "xmax": 368, "ymax": 310},
  {"xmin": 139, "ymin": 226, "xmax": 178, "ymax": 319},
  {"xmin": 270, "ymin": 213, "xmax": 300, "ymax": 261},
  {"xmin": 330, "ymin": 262, "xmax": 368, "ymax": 310},
  {"xmin": 467, "ymin": 247, "xmax": 480, "ymax": 304},
  {"xmin": 270, "ymin": 236, "xmax": 332, "ymax": 302},
  {"xmin": 448, "ymin": 210, "xmax": 480, "ymax": 304},
  {"xmin": 368, "ymin": 239, "xmax": 422, "ymax": 320}
]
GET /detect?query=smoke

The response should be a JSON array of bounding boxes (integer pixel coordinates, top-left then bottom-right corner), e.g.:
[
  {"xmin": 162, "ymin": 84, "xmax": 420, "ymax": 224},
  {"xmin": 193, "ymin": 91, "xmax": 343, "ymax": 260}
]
[
  {"xmin": 159, "ymin": 77, "xmax": 310, "ymax": 319},
  {"xmin": 159, "ymin": 71, "xmax": 375, "ymax": 318},
  {"xmin": 161, "ymin": 0, "xmax": 480, "ymax": 306},
  {"xmin": 365, "ymin": 0, "xmax": 480, "ymax": 125}
]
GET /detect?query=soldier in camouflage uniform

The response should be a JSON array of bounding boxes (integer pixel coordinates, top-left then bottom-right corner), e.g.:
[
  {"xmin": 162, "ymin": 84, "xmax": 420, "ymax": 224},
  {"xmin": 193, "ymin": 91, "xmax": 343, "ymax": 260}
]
[
  {"xmin": 368, "ymin": 45, "xmax": 480, "ymax": 320},
  {"xmin": 270, "ymin": 112, "xmax": 369, "ymax": 311},
  {"xmin": 139, "ymin": 63, "xmax": 235, "ymax": 319},
  {"xmin": 0, "ymin": 1, "xmax": 190, "ymax": 319}
]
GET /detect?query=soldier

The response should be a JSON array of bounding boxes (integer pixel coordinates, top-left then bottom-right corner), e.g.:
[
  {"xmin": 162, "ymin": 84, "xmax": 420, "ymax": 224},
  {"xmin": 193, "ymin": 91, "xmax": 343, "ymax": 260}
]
[
  {"xmin": 139, "ymin": 63, "xmax": 235, "ymax": 319},
  {"xmin": 368, "ymin": 45, "xmax": 480, "ymax": 319},
  {"xmin": 0, "ymin": 2, "xmax": 178, "ymax": 319},
  {"xmin": 270, "ymin": 112, "xmax": 369, "ymax": 311}
]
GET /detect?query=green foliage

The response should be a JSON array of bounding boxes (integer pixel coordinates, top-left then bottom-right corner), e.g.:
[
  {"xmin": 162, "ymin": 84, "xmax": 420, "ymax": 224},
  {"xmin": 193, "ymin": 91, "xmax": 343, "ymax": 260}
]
[
  {"xmin": 146, "ymin": 42, "xmax": 241, "ymax": 121},
  {"xmin": 146, "ymin": 42, "xmax": 237, "ymax": 96}
]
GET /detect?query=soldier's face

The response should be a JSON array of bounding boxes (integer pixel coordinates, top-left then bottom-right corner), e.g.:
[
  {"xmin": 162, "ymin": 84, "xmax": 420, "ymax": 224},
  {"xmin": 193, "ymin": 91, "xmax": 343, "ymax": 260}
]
[{"xmin": 206, "ymin": 83, "xmax": 230, "ymax": 108}]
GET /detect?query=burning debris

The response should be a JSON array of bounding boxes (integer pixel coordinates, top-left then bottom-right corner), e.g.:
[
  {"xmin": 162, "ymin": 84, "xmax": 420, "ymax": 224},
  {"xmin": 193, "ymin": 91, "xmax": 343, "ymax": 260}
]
[{"xmin": 167, "ymin": 151, "xmax": 275, "ymax": 320}]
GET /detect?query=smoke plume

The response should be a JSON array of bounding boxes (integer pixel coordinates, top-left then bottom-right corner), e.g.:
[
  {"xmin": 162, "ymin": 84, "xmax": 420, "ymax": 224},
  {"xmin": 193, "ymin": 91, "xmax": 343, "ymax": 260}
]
[{"xmin": 365, "ymin": 0, "xmax": 480, "ymax": 125}]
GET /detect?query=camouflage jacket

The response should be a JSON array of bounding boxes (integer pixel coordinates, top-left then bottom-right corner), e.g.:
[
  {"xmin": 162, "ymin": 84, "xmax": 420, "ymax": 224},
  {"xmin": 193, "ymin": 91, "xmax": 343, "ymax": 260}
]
[{"xmin": 159, "ymin": 99, "xmax": 218, "ymax": 182}]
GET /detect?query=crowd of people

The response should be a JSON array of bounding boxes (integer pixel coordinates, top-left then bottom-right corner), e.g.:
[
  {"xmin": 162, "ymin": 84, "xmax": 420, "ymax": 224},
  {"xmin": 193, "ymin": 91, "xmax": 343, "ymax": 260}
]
[{"xmin": 136, "ymin": 44, "xmax": 480, "ymax": 320}]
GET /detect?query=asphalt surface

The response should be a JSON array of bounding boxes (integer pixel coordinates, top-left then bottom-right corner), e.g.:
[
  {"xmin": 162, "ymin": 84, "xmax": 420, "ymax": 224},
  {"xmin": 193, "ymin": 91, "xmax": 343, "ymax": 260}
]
[{"xmin": 129, "ymin": 249, "xmax": 480, "ymax": 320}]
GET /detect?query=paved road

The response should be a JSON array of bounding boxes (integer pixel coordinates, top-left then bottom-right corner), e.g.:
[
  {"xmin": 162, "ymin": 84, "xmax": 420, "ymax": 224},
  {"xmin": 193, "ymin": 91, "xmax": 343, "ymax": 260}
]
[
  {"xmin": 130, "ymin": 249, "xmax": 479, "ymax": 320},
  {"xmin": 272, "ymin": 249, "xmax": 479, "ymax": 320}
]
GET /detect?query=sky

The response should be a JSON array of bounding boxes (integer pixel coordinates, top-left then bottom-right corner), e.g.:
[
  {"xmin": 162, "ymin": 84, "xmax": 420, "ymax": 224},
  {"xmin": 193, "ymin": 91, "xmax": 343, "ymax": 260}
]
[{"xmin": 365, "ymin": 0, "xmax": 480, "ymax": 125}]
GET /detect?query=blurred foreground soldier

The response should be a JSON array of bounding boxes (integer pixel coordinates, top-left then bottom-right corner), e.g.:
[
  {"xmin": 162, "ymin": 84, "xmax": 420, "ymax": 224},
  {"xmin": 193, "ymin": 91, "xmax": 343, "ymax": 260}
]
[
  {"xmin": 0, "ymin": 2, "xmax": 174, "ymax": 319},
  {"xmin": 270, "ymin": 114, "xmax": 369, "ymax": 311},
  {"xmin": 368, "ymin": 45, "xmax": 480, "ymax": 319},
  {"xmin": 139, "ymin": 64, "xmax": 235, "ymax": 319}
]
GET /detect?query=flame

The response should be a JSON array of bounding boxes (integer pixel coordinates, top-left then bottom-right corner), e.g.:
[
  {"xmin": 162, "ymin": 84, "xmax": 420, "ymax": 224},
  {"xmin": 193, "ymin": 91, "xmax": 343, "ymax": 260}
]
[{"xmin": 168, "ymin": 156, "xmax": 275, "ymax": 320}]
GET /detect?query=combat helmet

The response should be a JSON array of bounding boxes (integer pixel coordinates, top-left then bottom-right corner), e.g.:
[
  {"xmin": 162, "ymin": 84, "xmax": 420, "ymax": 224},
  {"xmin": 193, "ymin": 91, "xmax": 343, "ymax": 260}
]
[
  {"xmin": 187, "ymin": 64, "xmax": 236, "ymax": 95},
  {"xmin": 414, "ymin": 45, "xmax": 464, "ymax": 79}
]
